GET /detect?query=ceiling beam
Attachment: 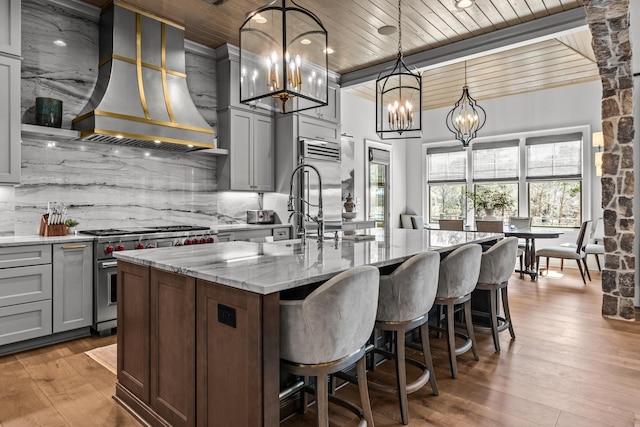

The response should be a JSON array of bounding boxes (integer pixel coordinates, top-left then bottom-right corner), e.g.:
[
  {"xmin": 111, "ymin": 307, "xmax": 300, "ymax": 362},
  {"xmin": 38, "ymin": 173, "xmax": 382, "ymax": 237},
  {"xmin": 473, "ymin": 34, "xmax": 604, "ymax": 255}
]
[{"xmin": 340, "ymin": 8, "xmax": 588, "ymax": 88}]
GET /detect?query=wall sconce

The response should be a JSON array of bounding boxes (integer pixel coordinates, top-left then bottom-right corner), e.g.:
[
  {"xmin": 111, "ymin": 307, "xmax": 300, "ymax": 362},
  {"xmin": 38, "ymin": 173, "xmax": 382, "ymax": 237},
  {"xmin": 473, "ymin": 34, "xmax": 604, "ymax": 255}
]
[{"xmin": 593, "ymin": 131, "xmax": 603, "ymax": 177}]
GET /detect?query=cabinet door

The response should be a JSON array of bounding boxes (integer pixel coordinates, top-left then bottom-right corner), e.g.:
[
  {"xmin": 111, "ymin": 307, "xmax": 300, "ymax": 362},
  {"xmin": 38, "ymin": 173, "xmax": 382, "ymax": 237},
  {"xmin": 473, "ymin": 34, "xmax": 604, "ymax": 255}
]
[
  {"xmin": 0, "ymin": 55, "xmax": 20, "ymax": 183},
  {"xmin": 117, "ymin": 260, "xmax": 150, "ymax": 403},
  {"xmin": 317, "ymin": 82, "xmax": 340, "ymax": 123},
  {"xmin": 0, "ymin": 0, "xmax": 21, "ymax": 57},
  {"xmin": 251, "ymin": 114, "xmax": 274, "ymax": 191},
  {"xmin": 0, "ymin": 300, "xmax": 52, "ymax": 346},
  {"xmin": 52, "ymin": 243, "xmax": 93, "ymax": 333},
  {"xmin": 298, "ymin": 114, "xmax": 340, "ymax": 142},
  {"xmin": 229, "ymin": 109, "xmax": 253, "ymax": 191},
  {"xmin": 150, "ymin": 269, "xmax": 195, "ymax": 427}
]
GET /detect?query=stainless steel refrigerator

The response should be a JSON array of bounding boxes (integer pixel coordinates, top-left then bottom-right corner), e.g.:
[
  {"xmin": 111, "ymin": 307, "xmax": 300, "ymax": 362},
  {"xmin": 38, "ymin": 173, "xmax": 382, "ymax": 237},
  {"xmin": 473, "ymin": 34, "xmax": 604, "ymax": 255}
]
[{"xmin": 298, "ymin": 139, "xmax": 342, "ymax": 232}]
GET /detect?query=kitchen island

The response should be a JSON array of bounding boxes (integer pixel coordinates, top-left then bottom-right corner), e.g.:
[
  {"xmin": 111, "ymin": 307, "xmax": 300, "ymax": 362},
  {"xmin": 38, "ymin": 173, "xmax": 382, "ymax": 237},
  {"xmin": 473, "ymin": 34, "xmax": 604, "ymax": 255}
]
[{"xmin": 112, "ymin": 228, "xmax": 501, "ymax": 427}]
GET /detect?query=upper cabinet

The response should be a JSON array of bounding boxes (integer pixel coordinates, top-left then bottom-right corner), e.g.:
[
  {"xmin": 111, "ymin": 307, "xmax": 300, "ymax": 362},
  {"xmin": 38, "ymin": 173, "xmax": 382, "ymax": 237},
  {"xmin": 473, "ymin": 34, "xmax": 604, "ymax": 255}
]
[
  {"xmin": 298, "ymin": 79, "xmax": 341, "ymax": 124},
  {"xmin": 0, "ymin": 0, "xmax": 21, "ymax": 58},
  {"xmin": 0, "ymin": 0, "xmax": 21, "ymax": 184},
  {"xmin": 217, "ymin": 108, "xmax": 274, "ymax": 191}
]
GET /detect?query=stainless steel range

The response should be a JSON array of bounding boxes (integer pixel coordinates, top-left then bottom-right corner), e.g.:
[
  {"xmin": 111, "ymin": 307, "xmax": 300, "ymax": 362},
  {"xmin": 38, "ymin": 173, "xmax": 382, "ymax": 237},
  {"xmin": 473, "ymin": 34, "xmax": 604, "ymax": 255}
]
[{"xmin": 81, "ymin": 225, "xmax": 215, "ymax": 336}]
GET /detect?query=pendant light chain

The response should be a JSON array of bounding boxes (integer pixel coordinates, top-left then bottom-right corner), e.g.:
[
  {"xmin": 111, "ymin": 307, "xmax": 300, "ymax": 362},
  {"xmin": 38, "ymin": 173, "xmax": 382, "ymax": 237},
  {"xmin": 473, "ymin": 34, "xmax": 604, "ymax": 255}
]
[{"xmin": 397, "ymin": 0, "xmax": 403, "ymax": 60}]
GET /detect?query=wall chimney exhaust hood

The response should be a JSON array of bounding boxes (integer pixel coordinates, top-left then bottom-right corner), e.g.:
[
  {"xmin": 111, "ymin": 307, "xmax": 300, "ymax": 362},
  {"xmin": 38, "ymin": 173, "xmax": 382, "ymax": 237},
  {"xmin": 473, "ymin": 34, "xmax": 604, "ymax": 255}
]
[{"xmin": 72, "ymin": 1, "xmax": 215, "ymax": 152}]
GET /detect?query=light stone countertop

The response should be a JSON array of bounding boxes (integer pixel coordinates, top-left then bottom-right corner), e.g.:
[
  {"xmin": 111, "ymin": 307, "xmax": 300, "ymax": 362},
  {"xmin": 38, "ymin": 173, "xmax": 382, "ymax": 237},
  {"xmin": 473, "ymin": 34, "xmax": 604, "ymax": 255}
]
[
  {"xmin": 113, "ymin": 228, "xmax": 502, "ymax": 295},
  {"xmin": 0, "ymin": 224, "xmax": 292, "ymax": 247},
  {"xmin": 0, "ymin": 234, "xmax": 97, "ymax": 247}
]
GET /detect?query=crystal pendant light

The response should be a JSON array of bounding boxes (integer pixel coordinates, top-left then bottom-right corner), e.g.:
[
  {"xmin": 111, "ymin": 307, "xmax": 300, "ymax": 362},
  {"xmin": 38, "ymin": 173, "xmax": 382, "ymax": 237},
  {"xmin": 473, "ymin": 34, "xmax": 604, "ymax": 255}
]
[
  {"xmin": 445, "ymin": 61, "xmax": 486, "ymax": 147},
  {"xmin": 239, "ymin": 0, "xmax": 328, "ymax": 114},
  {"xmin": 376, "ymin": 0, "xmax": 422, "ymax": 139}
]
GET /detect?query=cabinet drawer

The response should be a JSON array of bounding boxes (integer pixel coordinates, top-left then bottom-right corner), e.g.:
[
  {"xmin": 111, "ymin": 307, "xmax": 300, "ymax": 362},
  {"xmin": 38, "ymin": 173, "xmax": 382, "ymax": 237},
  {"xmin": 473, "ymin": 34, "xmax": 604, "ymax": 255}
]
[
  {"xmin": 0, "ymin": 264, "xmax": 53, "ymax": 307},
  {"xmin": 272, "ymin": 227, "xmax": 291, "ymax": 241},
  {"xmin": 298, "ymin": 115, "xmax": 339, "ymax": 142},
  {"xmin": 0, "ymin": 300, "xmax": 52, "ymax": 346},
  {"xmin": 232, "ymin": 229, "xmax": 272, "ymax": 241},
  {"xmin": 0, "ymin": 245, "xmax": 52, "ymax": 269}
]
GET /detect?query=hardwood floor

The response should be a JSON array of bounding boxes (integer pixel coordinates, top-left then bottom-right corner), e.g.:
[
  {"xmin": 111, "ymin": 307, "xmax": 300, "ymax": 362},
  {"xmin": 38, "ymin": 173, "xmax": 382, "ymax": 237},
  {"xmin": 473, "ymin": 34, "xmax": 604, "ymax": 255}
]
[{"xmin": 1, "ymin": 268, "xmax": 639, "ymax": 426}]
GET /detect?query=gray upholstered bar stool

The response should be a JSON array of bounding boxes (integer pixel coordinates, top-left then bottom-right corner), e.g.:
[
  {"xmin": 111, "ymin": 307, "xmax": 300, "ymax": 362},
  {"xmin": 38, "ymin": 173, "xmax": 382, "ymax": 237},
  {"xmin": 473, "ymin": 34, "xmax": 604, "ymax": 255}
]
[
  {"xmin": 370, "ymin": 251, "xmax": 440, "ymax": 425},
  {"xmin": 434, "ymin": 244, "xmax": 482, "ymax": 378},
  {"xmin": 474, "ymin": 237, "xmax": 519, "ymax": 352},
  {"xmin": 280, "ymin": 265, "xmax": 379, "ymax": 427}
]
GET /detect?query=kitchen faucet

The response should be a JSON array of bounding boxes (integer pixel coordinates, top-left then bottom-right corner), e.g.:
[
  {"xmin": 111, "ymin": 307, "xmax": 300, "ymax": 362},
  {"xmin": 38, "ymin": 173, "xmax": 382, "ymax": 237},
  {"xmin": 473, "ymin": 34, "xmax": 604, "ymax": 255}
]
[{"xmin": 287, "ymin": 161, "xmax": 324, "ymax": 244}]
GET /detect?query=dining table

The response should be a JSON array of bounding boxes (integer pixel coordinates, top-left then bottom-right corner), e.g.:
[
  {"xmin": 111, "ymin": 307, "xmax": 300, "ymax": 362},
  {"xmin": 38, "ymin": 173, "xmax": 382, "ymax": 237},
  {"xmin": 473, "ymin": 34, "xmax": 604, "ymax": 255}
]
[{"xmin": 503, "ymin": 227, "xmax": 563, "ymax": 280}]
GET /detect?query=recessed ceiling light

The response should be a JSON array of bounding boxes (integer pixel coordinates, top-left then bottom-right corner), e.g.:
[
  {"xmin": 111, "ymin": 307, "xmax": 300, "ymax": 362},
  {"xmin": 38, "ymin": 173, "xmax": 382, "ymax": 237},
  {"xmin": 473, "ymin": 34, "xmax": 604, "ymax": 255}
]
[
  {"xmin": 252, "ymin": 13, "xmax": 267, "ymax": 23},
  {"xmin": 53, "ymin": 40, "xmax": 67, "ymax": 47},
  {"xmin": 154, "ymin": 140, "xmax": 161, "ymax": 144},
  {"xmin": 455, "ymin": 0, "xmax": 474, "ymax": 9},
  {"xmin": 144, "ymin": 152, "xmax": 150, "ymax": 157},
  {"xmin": 324, "ymin": 47, "xmax": 334, "ymax": 54},
  {"xmin": 187, "ymin": 144, "xmax": 194, "ymax": 148},
  {"xmin": 115, "ymin": 135, "xmax": 123, "ymax": 139},
  {"xmin": 378, "ymin": 25, "xmax": 396, "ymax": 36},
  {"xmin": 300, "ymin": 38, "xmax": 311, "ymax": 45}
]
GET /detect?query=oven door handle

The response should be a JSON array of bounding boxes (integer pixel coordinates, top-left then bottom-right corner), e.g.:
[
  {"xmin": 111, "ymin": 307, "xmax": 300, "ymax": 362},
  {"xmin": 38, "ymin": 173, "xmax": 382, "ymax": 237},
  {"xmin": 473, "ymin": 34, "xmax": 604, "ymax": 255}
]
[{"xmin": 99, "ymin": 261, "xmax": 118, "ymax": 269}]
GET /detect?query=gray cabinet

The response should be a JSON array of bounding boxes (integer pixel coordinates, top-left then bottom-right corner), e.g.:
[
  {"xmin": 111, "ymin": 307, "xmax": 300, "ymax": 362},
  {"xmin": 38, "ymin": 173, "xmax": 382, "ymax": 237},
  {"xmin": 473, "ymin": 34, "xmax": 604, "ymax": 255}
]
[
  {"xmin": 0, "ymin": 244, "xmax": 53, "ymax": 346},
  {"xmin": 298, "ymin": 80, "xmax": 341, "ymax": 124},
  {"xmin": 298, "ymin": 114, "xmax": 340, "ymax": 143},
  {"xmin": 217, "ymin": 108, "xmax": 274, "ymax": 191},
  {"xmin": 0, "ymin": 0, "xmax": 21, "ymax": 57},
  {"xmin": 52, "ymin": 242, "xmax": 93, "ymax": 333},
  {"xmin": 0, "ymin": 54, "xmax": 21, "ymax": 184},
  {"xmin": 0, "ymin": 0, "xmax": 20, "ymax": 184}
]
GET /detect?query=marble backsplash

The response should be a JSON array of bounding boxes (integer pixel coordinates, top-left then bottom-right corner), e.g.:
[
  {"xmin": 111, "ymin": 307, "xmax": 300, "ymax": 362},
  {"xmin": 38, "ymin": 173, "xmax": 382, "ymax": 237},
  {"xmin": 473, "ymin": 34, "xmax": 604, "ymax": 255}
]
[{"xmin": 0, "ymin": 0, "xmax": 259, "ymax": 236}]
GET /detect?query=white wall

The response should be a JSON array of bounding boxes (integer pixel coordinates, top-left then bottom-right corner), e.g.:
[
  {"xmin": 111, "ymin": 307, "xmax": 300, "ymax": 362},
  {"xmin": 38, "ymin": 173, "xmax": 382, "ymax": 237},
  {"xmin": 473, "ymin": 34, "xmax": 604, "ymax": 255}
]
[{"xmin": 341, "ymin": 92, "xmax": 407, "ymax": 228}]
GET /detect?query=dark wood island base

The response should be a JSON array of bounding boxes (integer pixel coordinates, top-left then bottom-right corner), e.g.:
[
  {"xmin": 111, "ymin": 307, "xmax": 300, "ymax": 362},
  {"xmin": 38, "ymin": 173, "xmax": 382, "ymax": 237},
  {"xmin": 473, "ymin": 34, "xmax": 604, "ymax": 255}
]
[{"xmin": 115, "ymin": 260, "xmax": 281, "ymax": 427}]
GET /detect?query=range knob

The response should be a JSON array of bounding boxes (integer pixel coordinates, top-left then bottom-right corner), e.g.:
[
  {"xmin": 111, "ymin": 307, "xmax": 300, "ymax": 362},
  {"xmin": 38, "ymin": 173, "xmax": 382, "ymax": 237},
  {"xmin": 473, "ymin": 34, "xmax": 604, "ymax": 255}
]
[
  {"xmin": 184, "ymin": 238, "xmax": 192, "ymax": 245},
  {"xmin": 146, "ymin": 243, "xmax": 155, "ymax": 249},
  {"xmin": 116, "ymin": 244, "xmax": 125, "ymax": 251},
  {"xmin": 135, "ymin": 242, "xmax": 145, "ymax": 250},
  {"xmin": 192, "ymin": 238, "xmax": 201, "ymax": 245},
  {"xmin": 175, "ymin": 241, "xmax": 184, "ymax": 246},
  {"xmin": 105, "ymin": 245, "xmax": 114, "ymax": 254},
  {"xmin": 207, "ymin": 236, "xmax": 215, "ymax": 244}
]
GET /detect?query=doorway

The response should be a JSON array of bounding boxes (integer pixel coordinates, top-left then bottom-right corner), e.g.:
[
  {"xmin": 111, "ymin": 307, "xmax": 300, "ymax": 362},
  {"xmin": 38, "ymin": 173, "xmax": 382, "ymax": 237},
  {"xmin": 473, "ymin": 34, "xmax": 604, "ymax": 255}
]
[{"xmin": 366, "ymin": 142, "xmax": 391, "ymax": 228}]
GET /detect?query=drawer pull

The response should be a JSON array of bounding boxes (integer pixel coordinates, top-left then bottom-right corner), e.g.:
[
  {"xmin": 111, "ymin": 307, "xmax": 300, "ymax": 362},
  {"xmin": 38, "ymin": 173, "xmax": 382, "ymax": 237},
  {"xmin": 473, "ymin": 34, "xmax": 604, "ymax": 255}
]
[{"xmin": 61, "ymin": 245, "xmax": 87, "ymax": 249}]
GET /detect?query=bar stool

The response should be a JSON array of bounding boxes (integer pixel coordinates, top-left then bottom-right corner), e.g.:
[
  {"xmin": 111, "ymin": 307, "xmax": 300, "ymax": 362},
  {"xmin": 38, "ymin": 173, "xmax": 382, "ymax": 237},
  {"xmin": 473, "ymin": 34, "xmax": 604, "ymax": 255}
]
[
  {"xmin": 370, "ymin": 251, "xmax": 440, "ymax": 425},
  {"xmin": 474, "ymin": 237, "xmax": 518, "ymax": 352},
  {"xmin": 280, "ymin": 265, "xmax": 379, "ymax": 427},
  {"xmin": 434, "ymin": 244, "xmax": 482, "ymax": 378}
]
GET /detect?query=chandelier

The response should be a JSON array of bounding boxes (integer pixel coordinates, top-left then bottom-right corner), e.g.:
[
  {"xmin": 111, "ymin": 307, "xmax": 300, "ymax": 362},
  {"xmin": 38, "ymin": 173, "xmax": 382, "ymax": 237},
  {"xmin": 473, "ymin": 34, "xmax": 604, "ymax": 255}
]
[
  {"xmin": 445, "ymin": 61, "xmax": 486, "ymax": 147},
  {"xmin": 376, "ymin": 0, "xmax": 422, "ymax": 139},
  {"xmin": 239, "ymin": 0, "xmax": 328, "ymax": 114}
]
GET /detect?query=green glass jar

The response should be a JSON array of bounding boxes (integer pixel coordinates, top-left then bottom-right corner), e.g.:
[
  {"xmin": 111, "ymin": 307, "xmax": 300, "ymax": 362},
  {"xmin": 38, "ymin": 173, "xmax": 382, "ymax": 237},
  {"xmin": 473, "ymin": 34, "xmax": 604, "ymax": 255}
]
[{"xmin": 35, "ymin": 97, "xmax": 63, "ymax": 128}]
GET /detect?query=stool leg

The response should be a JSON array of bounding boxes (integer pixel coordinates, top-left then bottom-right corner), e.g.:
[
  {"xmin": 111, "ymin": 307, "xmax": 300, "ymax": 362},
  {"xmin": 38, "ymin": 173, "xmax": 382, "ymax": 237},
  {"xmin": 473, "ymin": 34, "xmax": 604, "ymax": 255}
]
[
  {"xmin": 464, "ymin": 299, "xmax": 479, "ymax": 361},
  {"xmin": 419, "ymin": 322, "xmax": 439, "ymax": 396},
  {"xmin": 356, "ymin": 357, "xmax": 375, "ymax": 427},
  {"xmin": 501, "ymin": 286, "xmax": 515, "ymax": 339},
  {"xmin": 488, "ymin": 287, "xmax": 500, "ymax": 352},
  {"xmin": 395, "ymin": 329, "xmax": 409, "ymax": 424},
  {"xmin": 445, "ymin": 302, "xmax": 458, "ymax": 378},
  {"xmin": 316, "ymin": 374, "xmax": 329, "ymax": 427}
]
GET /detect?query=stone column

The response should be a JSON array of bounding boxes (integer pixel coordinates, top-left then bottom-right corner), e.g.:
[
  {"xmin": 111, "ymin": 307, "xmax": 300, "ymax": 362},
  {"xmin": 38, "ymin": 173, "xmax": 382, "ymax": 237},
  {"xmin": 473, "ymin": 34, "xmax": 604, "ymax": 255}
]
[{"xmin": 586, "ymin": 0, "xmax": 636, "ymax": 320}]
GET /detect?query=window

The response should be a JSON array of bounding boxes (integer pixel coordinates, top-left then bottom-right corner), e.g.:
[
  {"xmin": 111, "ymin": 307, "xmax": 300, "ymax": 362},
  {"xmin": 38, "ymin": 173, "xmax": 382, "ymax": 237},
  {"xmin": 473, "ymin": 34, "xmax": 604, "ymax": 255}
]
[
  {"xmin": 526, "ymin": 133, "xmax": 582, "ymax": 227},
  {"xmin": 426, "ymin": 129, "xmax": 586, "ymax": 228},
  {"xmin": 427, "ymin": 148, "xmax": 466, "ymax": 222}
]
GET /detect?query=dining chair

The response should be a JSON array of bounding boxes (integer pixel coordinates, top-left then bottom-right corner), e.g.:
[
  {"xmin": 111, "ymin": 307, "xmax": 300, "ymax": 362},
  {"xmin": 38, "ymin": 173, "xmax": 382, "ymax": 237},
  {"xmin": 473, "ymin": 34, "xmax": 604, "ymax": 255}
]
[
  {"xmin": 535, "ymin": 220, "xmax": 592, "ymax": 284},
  {"xmin": 559, "ymin": 218, "xmax": 604, "ymax": 271},
  {"xmin": 508, "ymin": 217, "xmax": 532, "ymax": 230},
  {"xmin": 475, "ymin": 220, "xmax": 503, "ymax": 232},
  {"xmin": 439, "ymin": 219, "xmax": 463, "ymax": 231}
]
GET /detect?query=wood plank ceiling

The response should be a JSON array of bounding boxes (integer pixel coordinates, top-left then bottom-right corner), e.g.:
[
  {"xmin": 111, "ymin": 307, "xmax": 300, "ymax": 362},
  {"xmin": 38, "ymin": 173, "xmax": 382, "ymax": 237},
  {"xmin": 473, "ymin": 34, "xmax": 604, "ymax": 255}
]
[{"xmin": 79, "ymin": 0, "xmax": 599, "ymax": 110}]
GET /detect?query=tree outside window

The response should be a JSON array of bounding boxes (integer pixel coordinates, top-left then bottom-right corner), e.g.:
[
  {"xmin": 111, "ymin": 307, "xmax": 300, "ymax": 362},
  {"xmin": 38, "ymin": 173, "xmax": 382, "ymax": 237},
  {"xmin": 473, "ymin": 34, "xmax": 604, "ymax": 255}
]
[{"xmin": 529, "ymin": 181, "xmax": 581, "ymax": 227}]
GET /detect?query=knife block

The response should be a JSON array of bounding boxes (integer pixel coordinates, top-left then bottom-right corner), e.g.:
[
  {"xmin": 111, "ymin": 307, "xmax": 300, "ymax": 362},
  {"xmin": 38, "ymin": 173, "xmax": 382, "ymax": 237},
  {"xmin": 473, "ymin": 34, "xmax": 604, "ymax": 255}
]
[{"xmin": 39, "ymin": 214, "xmax": 67, "ymax": 237}]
